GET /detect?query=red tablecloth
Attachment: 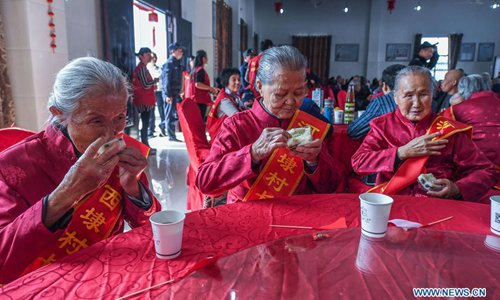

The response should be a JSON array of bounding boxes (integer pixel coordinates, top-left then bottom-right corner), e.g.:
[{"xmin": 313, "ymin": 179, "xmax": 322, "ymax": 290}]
[{"xmin": 0, "ymin": 194, "xmax": 493, "ymax": 299}]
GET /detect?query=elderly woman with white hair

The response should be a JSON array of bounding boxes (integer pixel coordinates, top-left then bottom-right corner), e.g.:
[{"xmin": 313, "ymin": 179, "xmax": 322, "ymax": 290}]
[
  {"xmin": 197, "ymin": 46, "xmax": 340, "ymax": 204},
  {"xmin": 443, "ymin": 73, "xmax": 500, "ymax": 175},
  {"xmin": 0, "ymin": 57, "xmax": 160, "ymax": 283},
  {"xmin": 352, "ymin": 66, "xmax": 499, "ymax": 203}
]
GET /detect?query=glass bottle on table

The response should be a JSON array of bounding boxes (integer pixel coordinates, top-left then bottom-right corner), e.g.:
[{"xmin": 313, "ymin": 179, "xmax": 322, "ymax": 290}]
[{"xmin": 344, "ymin": 83, "xmax": 355, "ymax": 124}]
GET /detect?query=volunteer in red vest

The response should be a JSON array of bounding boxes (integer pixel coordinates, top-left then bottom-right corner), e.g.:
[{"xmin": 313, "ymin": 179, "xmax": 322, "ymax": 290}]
[
  {"xmin": 182, "ymin": 55, "xmax": 195, "ymax": 99},
  {"xmin": 0, "ymin": 57, "xmax": 161, "ymax": 284},
  {"xmin": 132, "ymin": 47, "xmax": 158, "ymax": 154},
  {"xmin": 197, "ymin": 46, "xmax": 340, "ymax": 203},
  {"xmin": 245, "ymin": 39, "xmax": 274, "ymax": 99},
  {"xmin": 206, "ymin": 68, "xmax": 247, "ymax": 140},
  {"xmin": 351, "ymin": 66, "xmax": 499, "ymax": 203},
  {"xmin": 191, "ymin": 50, "xmax": 219, "ymax": 121}
]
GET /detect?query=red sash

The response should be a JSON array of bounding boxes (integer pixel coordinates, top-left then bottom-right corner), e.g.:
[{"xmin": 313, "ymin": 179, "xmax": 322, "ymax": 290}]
[
  {"xmin": 243, "ymin": 111, "xmax": 330, "ymax": 201},
  {"xmin": 206, "ymin": 89, "xmax": 239, "ymax": 140},
  {"xmin": 21, "ymin": 134, "xmax": 149, "ymax": 275},
  {"xmin": 369, "ymin": 116, "xmax": 472, "ymax": 195}
]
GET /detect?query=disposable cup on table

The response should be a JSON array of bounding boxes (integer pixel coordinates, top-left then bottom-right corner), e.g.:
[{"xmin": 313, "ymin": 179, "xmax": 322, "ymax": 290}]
[
  {"xmin": 490, "ymin": 196, "xmax": 500, "ymax": 236},
  {"xmin": 334, "ymin": 110, "xmax": 344, "ymax": 124},
  {"xmin": 150, "ymin": 210, "xmax": 185, "ymax": 259},
  {"xmin": 359, "ymin": 193, "xmax": 393, "ymax": 238}
]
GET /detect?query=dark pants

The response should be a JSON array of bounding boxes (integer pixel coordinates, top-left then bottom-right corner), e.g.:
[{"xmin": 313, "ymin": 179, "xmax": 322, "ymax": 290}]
[
  {"xmin": 165, "ymin": 94, "xmax": 180, "ymax": 139},
  {"xmin": 148, "ymin": 108, "xmax": 156, "ymax": 136},
  {"xmin": 139, "ymin": 109, "xmax": 152, "ymax": 146},
  {"xmin": 198, "ymin": 103, "xmax": 208, "ymax": 122},
  {"xmin": 154, "ymin": 91, "xmax": 166, "ymax": 132}
]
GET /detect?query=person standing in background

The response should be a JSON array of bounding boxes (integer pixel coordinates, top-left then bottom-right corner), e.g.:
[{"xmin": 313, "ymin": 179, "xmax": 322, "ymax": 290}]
[
  {"xmin": 182, "ymin": 55, "xmax": 195, "ymax": 99},
  {"xmin": 147, "ymin": 52, "xmax": 164, "ymax": 137},
  {"xmin": 132, "ymin": 47, "xmax": 158, "ymax": 155},
  {"xmin": 191, "ymin": 50, "xmax": 219, "ymax": 121},
  {"xmin": 161, "ymin": 43, "xmax": 184, "ymax": 142},
  {"xmin": 409, "ymin": 42, "xmax": 439, "ymax": 70}
]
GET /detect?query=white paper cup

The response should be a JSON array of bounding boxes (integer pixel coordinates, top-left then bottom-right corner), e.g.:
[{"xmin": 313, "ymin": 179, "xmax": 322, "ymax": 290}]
[
  {"xmin": 359, "ymin": 193, "xmax": 394, "ymax": 238},
  {"xmin": 490, "ymin": 196, "xmax": 500, "ymax": 236},
  {"xmin": 150, "ymin": 210, "xmax": 185, "ymax": 259},
  {"xmin": 334, "ymin": 110, "xmax": 344, "ymax": 124}
]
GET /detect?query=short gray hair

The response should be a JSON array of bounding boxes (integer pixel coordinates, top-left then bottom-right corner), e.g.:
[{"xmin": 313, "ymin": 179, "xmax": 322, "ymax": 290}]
[
  {"xmin": 394, "ymin": 65, "xmax": 434, "ymax": 95},
  {"xmin": 47, "ymin": 57, "xmax": 129, "ymax": 123},
  {"xmin": 457, "ymin": 74, "xmax": 489, "ymax": 100},
  {"xmin": 256, "ymin": 45, "xmax": 307, "ymax": 85}
]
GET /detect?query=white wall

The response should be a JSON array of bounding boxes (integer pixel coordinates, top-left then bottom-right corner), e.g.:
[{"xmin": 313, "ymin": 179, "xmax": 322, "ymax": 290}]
[
  {"xmin": 1, "ymin": 0, "xmax": 69, "ymax": 130},
  {"xmin": 254, "ymin": 0, "xmax": 500, "ymax": 80},
  {"xmin": 65, "ymin": 0, "xmax": 102, "ymax": 60},
  {"xmin": 182, "ymin": 0, "xmax": 216, "ymax": 82}
]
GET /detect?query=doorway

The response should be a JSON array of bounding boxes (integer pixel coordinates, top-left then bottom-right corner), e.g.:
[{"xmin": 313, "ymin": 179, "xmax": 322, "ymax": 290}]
[{"xmin": 133, "ymin": 0, "xmax": 171, "ymax": 65}]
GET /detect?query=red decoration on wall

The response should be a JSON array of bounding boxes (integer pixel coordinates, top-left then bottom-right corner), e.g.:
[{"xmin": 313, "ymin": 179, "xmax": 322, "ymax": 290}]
[
  {"xmin": 387, "ymin": 0, "xmax": 396, "ymax": 14},
  {"xmin": 47, "ymin": 0, "xmax": 56, "ymax": 53},
  {"xmin": 148, "ymin": 11, "xmax": 158, "ymax": 22},
  {"xmin": 274, "ymin": 2, "xmax": 282, "ymax": 14}
]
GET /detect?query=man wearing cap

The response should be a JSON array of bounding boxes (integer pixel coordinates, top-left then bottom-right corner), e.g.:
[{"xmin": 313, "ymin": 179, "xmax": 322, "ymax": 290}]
[
  {"xmin": 161, "ymin": 43, "xmax": 184, "ymax": 142},
  {"xmin": 409, "ymin": 41, "xmax": 439, "ymax": 70}
]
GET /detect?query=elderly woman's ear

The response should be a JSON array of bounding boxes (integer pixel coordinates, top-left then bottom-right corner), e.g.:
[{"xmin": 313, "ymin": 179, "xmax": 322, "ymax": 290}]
[
  {"xmin": 256, "ymin": 79, "xmax": 263, "ymax": 94},
  {"xmin": 49, "ymin": 106, "xmax": 63, "ymax": 118}
]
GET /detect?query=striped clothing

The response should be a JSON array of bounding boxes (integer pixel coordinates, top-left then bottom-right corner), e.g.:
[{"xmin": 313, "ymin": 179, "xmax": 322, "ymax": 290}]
[{"xmin": 347, "ymin": 92, "xmax": 396, "ymax": 140}]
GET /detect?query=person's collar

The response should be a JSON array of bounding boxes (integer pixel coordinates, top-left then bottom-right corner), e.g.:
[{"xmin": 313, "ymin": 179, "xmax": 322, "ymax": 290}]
[
  {"xmin": 251, "ymin": 99, "xmax": 292, "ymax": 128},
  {"xmin": 44, "ymin": 122, "xmax": 79, "ymax": 163}
]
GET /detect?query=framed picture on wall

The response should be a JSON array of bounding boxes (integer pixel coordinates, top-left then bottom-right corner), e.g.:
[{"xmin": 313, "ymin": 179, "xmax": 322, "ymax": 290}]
[
  {"xmin": 477, "ymin": 43, "xmax": 495, "ymax": 62},
  {"xmin": 385, "ymin": 43, "xmax": 411, "ymax": 61},
  {"xmin": 458, "ymin": 43, "xmax": 476, "ymax": 62},
  {"xmin": 335, "ymin": 44, "xmax": 359, "ymax": 62}
]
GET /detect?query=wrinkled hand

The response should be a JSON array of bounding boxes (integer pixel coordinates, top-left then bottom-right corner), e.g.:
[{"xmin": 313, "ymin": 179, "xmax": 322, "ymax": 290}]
[
  {"xmin": 45, "ymin": 137, "xmax": 123, "ymax": 226},
  {"xmin": 251, "ymin": 128, "xmax": 290, "ymax": 162},
  {"xmin": 291, "ymin": 139, "xmax": 322, "ymax": 164},
  {"xmin": 118, "ymin": 147, "xmax": 148, "ymax": 197},
  {"xmin": 397, "ymin": 132, "xmax": 448, "ymax": 160},
  {"xmin": 166, "ymin": 96, "xmax": 173, "ymax": 104},
  {"xmin": 426, "ymin": 178, "xmax": 460, "ymax": 199}
]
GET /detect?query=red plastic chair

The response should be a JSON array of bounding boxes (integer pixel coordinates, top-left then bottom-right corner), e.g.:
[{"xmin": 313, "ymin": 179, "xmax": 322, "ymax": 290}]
[
  {"xmin": 177, "ymin": 98, "xmax": 211, "ymax": 211},
  {"xmin": 0, "ymin": 127, "xmax": 36, "ymax": 152}
]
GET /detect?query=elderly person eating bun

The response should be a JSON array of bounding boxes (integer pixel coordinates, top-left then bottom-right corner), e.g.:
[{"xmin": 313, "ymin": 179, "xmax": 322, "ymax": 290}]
[
  {"xmin": 351, "ymin": 66, "xmax": 499, "ymax": 203},
  {"xmin": 196, "ymin": 46, "xmax": 340, "ymax": 204},
  {"xmin": 0, "ymin": 57, "xmax": 160, "ymax": 284}
]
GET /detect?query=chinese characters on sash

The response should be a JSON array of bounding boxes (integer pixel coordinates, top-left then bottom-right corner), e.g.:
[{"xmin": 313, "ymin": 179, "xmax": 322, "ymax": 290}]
[{"xmin": 244, "ymin": 110, "xmax": 330, "ymax": 201}]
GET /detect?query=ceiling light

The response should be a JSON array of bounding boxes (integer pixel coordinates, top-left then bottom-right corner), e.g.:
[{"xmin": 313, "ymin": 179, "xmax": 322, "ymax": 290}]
[
  {"xmin": 343, "ymin": 1, "xmax": 349, "ymax": 13},
  {"xmin": 491, "ymin": 1, "xmax": 500, "ymax": 9}
]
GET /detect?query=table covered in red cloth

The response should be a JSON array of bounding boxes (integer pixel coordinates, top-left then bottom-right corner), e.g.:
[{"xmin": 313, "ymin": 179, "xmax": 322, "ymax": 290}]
[{"xmin": 0, "ymin": 194, "xmax": 494, "ymax": 299}]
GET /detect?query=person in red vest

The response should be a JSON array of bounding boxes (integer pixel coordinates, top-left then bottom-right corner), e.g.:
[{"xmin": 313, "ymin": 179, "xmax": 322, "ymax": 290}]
[
  {"xmin": 245, "ymin": 39, "xmax": 274, "ymax": 100},
  {"xmin": 191, "ymin": 50, "xmax": 219, "ymax": 121},
  {"xmin": 0, "ymin": 57, "xmax": 160, "ymax": 284},
  {"xmin": 207, "ymin": 68, "xmax": 247, "ymax": 140},
  {"xmin": 132, "ymin": 47, "xmax": 158, "ymax": 154}
]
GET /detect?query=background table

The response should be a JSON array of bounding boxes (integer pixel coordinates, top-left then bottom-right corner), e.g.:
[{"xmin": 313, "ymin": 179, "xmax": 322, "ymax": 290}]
[{"xmin": 1, "ymin": 194, "xmax": 493, "ymax": 299}]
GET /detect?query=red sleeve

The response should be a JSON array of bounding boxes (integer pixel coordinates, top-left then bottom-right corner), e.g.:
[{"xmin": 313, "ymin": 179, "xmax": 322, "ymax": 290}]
[
  {"xmin": 122, "ymin": 173, "xmax": 161, "ymax": 228},
  {"xmin": 0, "ymin": 178, "xmax": 62, "ymax": 283},
  {"xmin": 303, "ymin": 139, "xmax": 341, "ymax": 193},
  {"xmin": 450, "ymin": 134, "xmax": 500, "ymax": 201},
  {"xmin": 196, "ymin": 118, "xmax": 256, "ymax": 196},
  {"xmin": 351, "ymin": 121, "xmax": 398, "ymax": 176}
]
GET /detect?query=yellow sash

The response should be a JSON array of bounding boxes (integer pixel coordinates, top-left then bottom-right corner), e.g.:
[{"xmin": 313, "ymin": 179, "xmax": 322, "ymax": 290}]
[
  {"xmin": 243, "ymin": 111, "xmax": 330, "ymax": 201},
  {"xmin": 368, "ymin": 116, "xmax": 472, "ymax": 195}
]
